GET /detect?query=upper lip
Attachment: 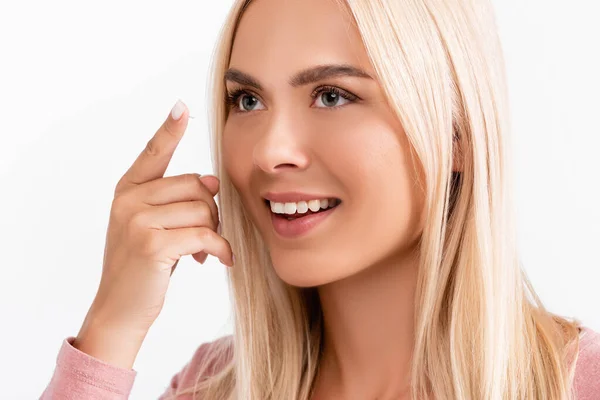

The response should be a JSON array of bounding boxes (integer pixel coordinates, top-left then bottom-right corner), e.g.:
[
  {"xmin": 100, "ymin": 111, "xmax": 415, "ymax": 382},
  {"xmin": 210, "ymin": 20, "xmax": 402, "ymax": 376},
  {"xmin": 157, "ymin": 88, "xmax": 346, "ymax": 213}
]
[{"xmin": 262, "ymin": 191, "xmax": 340, "ymax": 203}]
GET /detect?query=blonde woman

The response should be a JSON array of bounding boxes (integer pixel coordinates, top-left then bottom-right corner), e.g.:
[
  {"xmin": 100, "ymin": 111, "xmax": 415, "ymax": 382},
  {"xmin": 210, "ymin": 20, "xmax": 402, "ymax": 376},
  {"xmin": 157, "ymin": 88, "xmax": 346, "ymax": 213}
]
[{"xmin": 41, "ymin": 0, "xmax": 600, "ymax": 399}]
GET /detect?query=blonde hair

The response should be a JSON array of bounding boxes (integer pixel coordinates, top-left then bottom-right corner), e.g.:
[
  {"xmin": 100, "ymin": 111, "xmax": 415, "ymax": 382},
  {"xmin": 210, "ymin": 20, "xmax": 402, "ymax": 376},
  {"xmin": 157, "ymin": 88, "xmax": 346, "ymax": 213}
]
[{"xmin": 173, "ymin": 0, "xmax": 584, "ymax": 399}]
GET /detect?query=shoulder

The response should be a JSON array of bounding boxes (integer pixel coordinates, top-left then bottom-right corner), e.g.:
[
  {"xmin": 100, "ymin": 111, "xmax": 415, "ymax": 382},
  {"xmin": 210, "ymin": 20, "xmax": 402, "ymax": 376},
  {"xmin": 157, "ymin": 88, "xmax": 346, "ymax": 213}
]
[
  {"xmin": 573, "ymin": 326, "xmax": 600, "ymax": 399},
  {"xmin": 191, "ymin": 334, "xmax": 234, "ymax": 374},
  {"xmin": 164, "ymin": 334, "xmax": 234, "ymax": 396},
  {"xmin": 184, "ymin": 334, "xmax": 234, "ymax": 380}
]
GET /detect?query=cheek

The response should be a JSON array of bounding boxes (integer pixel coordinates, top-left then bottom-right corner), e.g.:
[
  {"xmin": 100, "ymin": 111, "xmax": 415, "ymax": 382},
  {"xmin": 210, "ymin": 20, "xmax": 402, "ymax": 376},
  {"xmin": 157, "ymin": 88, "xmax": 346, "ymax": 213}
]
[
  {"xmin": 321, "ymin": 114, "xmax": 424, "ymax": 261},
  {"xmin": 305, "ymin": 107, "xmax": 423, "ymax": 244},
  {"xmin": 317, "ymin": 110, "xmax": 410, "ymax": 197},
  {"xmin": 222, "ymin": 124, "xmax": 252, "ymax": 189},
  {"xmin": 222, "ymin": 124, "xmax": 266, "ymax": 227}
]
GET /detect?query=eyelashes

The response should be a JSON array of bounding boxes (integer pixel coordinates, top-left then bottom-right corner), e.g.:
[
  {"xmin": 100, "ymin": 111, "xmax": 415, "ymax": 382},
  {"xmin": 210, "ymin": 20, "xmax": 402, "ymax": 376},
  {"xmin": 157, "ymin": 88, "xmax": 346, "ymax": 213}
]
[
  {"xmin": 224, "ymin": 85, "xmax": 360, "ymax": 113},
  {"xmin": 224, "ymin": 88, "xmax": 258, "ymax": 112}
]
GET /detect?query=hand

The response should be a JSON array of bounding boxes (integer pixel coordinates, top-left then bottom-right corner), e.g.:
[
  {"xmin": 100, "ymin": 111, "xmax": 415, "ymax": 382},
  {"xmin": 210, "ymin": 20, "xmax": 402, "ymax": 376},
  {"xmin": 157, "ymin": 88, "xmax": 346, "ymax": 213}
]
[{"xmin": 74, "ymin": 100, "xmax": 233, "ymax": 368}]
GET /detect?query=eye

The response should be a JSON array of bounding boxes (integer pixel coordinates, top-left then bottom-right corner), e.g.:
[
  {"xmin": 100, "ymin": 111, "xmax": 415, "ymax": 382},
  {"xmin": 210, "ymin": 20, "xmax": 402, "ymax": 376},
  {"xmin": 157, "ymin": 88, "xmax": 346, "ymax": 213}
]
[
  {"xmin": 225, "ymin": 85, "xmax": 359, "ymax": 114},
  {"xmin": 311, "ymin": 86, "xmax": 358, "ymax": 109},
  {"xmin": 225, "ymin": 89, "xmax": 265, "ymax": 113}
]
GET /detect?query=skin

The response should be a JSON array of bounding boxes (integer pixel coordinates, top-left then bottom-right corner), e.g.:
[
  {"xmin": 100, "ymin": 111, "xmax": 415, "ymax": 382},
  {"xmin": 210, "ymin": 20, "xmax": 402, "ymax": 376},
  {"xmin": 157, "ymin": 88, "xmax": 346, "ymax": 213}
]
[{"xmin": 221, "ymin": 0, "xmax": 436, "ymax": 398}]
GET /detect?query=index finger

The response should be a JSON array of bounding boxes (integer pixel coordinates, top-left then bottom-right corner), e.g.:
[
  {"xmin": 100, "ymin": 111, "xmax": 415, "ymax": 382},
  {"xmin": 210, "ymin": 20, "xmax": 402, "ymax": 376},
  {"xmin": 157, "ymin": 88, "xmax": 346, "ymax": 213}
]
[{"xmin": 118, "ymin": 100, "xmax": 190, "ymax": 191}]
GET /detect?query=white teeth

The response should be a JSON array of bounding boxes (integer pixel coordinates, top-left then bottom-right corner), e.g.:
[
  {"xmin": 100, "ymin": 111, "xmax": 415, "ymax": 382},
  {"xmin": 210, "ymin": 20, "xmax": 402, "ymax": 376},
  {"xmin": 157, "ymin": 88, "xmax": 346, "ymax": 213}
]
[
  {"xmin": 296, "ymin": 201, "xmax": 308, "ymax": 213},
  {"xmin": 271, "ymin": 202, "xmax": 284, "ymax": 214},
  {"xmin": 284, "ymin": 202, "xmax": 297, "ymax": 214},
  {"xmin": 268, "ymin": 198, "xmax": 339, "ymax": 215},
  {"xmin": 308, "ymin": 199, "xmax": 321, "ymax": 212}
]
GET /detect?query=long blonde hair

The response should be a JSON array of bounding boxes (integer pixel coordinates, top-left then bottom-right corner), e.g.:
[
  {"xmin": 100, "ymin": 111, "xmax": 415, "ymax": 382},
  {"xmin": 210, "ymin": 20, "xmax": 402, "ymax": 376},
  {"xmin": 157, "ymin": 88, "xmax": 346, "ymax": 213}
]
[{"xmin": 173, "ymin": 0, "xmax": 583, "ymax": 399}]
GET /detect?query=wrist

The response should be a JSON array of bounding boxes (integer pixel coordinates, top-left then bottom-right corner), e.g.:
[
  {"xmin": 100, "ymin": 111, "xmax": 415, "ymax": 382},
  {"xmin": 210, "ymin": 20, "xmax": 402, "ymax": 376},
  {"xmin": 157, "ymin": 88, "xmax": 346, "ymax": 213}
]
[{"xmin": 74, "ymin": 315, "xmax": 149, "ymax": 370}]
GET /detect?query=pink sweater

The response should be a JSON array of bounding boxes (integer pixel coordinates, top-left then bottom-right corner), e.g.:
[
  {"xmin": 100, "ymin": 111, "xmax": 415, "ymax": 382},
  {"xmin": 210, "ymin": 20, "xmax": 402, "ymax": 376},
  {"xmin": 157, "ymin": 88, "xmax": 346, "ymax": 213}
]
[{"xmin": 41, "ymin": 327, "xmax": 600, "ymax": 399}]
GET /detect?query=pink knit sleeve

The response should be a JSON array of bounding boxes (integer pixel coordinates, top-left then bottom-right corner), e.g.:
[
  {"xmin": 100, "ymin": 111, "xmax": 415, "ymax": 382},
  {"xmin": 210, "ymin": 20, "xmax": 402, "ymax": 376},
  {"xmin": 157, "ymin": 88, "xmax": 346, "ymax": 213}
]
[
  {"xmin": 39, "ymin": 337, "xmax": 137, "ymax": 400},
  {"xmin": 573, "ymin": 326, "xmax": 600, "ymax": 399},
  {"xmin": 158, "ymin": 335, "xmax": 234, "ymax": 400},
  {"xmin": 157, "ymin": 344, "xmax": 208, "ymax": 400},
  {"xmin": 40, "ymin": 335, "xmax": 233, "ymax": 400}
]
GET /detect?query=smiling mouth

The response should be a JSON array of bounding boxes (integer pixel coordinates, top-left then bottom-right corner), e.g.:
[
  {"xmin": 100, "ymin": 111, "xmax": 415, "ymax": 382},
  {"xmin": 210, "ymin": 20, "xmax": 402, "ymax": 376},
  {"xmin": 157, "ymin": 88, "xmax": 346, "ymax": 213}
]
[{"xmin": 263, "ymin": 198, "xmax": 342, "ymax": 220}]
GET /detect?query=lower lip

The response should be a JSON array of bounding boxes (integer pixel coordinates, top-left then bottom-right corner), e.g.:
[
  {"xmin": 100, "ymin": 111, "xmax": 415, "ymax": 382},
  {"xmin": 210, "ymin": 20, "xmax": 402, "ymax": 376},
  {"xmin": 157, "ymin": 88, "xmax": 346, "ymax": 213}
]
[{"xmin": 270, "ymin": 205, "xmax": 340, "ymax": 238}]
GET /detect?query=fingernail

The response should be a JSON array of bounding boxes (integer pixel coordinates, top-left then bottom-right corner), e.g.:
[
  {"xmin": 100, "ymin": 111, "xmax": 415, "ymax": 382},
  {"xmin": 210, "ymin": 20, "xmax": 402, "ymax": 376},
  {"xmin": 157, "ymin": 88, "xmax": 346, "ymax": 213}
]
[
  {"xmin": 232, "ymin": 254, "xmax": 236, "ymax": 266},
  {"xmin": 171, "ymin": 99, "xmax": 186, "ymax": 120}
]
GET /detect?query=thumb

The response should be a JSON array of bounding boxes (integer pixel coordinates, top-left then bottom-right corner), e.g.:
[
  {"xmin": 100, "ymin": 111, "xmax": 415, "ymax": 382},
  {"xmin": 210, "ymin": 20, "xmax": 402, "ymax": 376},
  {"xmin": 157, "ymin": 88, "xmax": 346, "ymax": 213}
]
[{"xmin": 198, "ymin": 174, "xmax": 220, "ymax": 196}]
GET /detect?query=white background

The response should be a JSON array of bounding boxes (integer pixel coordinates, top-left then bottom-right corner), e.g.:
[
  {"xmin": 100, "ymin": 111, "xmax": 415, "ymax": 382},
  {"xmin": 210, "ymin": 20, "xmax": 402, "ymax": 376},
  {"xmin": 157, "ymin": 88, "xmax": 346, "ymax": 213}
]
[{"xmin": 1, "ymin": 1, "xmax": 598, "ymax": 398}]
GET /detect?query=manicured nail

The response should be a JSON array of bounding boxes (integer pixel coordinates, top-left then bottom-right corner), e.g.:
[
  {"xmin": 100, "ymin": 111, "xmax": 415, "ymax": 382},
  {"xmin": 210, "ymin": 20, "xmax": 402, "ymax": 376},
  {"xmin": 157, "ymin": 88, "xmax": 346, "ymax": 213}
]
[
  {"xmin": 231, "ymin": 254, "xmax": 235, "ymax": 266},
  {"xmin": 171, "ymin": 99, "xmax": 186, "ymax": 120}
]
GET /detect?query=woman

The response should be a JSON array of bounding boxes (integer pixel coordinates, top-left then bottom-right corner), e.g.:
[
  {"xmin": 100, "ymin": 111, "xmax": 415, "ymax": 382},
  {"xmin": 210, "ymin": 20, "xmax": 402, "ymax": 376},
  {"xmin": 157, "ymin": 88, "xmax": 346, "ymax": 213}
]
[{"xmin": 41, "ymin": 0, "xmax": 600, "ymax": 399}]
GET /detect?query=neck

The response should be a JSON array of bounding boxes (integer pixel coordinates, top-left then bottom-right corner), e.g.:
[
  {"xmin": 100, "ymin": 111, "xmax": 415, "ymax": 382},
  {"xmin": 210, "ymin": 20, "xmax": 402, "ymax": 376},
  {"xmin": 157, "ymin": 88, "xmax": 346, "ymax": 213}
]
[{"xmin": 314, "ymin": 246, "xmax": 419, "ymax": 399}]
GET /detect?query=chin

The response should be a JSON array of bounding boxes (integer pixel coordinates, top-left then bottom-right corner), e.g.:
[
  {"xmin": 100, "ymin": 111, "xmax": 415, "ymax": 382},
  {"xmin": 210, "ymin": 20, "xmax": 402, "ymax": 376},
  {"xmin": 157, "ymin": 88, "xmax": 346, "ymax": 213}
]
[{"xmin": 269, "ymin": 251, "xmax": 361, "ymax": 288}]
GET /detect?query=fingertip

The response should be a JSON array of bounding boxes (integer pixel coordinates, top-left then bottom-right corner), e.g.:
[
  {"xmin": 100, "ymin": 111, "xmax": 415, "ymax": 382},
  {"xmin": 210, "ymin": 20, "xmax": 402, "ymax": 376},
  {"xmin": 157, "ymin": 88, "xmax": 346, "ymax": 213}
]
[
  {"xmin": 218, "ymin": 254, "xmax": 234, "ymax": 268},
  {"xmin": 171, "ymin": 99, "xmax": 187, "ymax": 121},
  {"xmin": 198, "ymin": 175, "xmax": 220, "ymax": 194}
]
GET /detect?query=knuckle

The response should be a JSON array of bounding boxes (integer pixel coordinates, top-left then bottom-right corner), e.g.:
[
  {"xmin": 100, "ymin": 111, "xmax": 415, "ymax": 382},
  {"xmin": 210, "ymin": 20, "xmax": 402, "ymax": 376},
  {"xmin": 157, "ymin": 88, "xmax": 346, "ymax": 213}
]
[
  {"xmin": 114, "ymin": 176, "xmax": 135, "ymax": 197},
  {"xmin": 183, "ymin": 172, "xmax": 201, "ymax": 187},
  {"xmin": 144, "ymin": 137, "xmax": 161, "ymax": 157},
  {"xmin": 194, "ymin": 200, "xmax": 212, "ymax": 218},
  {"xmin": 198, "ymin": 202, "xmax": 217, "ymax": 229},
  {"xmin": 111, "ymin": 195, "xmax": 132, "ymax": 221},
  {"xmin": 129, "ymin": 209, "xmax": 148, "ymax": 230},
  {"xmin": 114, "ymin": 179, "xmax": 125, "ymax": 196},
  {"xmin": 185, "ymin": 173, "xmax": 209, "ymax": 198}
]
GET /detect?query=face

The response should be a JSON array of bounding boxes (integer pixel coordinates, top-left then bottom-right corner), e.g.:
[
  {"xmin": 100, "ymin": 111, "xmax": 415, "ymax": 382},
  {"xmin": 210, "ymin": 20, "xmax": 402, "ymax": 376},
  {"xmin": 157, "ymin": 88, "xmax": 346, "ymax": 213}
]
[{"xmin": 222, "ymin": 0, "xmax": 425, "ymax": 287}]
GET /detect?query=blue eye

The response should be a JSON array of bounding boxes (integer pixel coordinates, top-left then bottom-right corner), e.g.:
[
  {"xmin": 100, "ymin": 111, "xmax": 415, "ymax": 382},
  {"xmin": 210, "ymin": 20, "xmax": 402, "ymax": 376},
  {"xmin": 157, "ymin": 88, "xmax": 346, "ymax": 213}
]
[
  {"xmin": 225, "ymin": 89, "xmax": 265, "ymax": 112},
  {"xmin": 225, "ymin": 85, "xmax": 359, "ymax": 113},
  {"xmin": 311, "ymin": 86, "xmax": 357, "ymax": 109},
  {"xmin": 316, "ymin": 91, "xmax": 347, "ymax": 107}
]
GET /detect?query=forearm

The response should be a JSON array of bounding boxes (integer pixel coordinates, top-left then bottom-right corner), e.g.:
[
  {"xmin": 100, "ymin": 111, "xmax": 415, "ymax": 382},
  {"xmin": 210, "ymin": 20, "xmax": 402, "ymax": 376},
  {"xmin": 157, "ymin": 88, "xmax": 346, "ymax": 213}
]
[{"xmin": 73, "ymin": 315, "xmax": 149, "ymax": 370}]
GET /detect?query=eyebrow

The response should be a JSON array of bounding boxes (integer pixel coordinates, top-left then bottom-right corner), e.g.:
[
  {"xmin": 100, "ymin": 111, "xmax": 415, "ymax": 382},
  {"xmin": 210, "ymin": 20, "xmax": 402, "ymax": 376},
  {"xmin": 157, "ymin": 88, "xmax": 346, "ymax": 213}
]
[{"xmin": 224, "ymin": 64, "xmax": 374, "ymax": 91}]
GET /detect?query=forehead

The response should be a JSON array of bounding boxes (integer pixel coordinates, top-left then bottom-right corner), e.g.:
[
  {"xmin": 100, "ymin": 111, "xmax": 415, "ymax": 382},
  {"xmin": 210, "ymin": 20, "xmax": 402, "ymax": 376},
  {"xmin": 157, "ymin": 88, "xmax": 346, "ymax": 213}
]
[{"xmin": 229, "ymin": 0, "xmax": 372, "ymax": 80}]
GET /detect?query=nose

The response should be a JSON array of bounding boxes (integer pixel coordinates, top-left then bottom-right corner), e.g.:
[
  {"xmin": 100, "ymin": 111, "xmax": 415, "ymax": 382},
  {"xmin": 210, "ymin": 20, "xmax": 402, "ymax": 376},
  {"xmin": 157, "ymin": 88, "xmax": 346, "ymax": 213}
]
[{"xmin": 252, "ymin": 111, "xmax": 310, "ymax": 174}]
